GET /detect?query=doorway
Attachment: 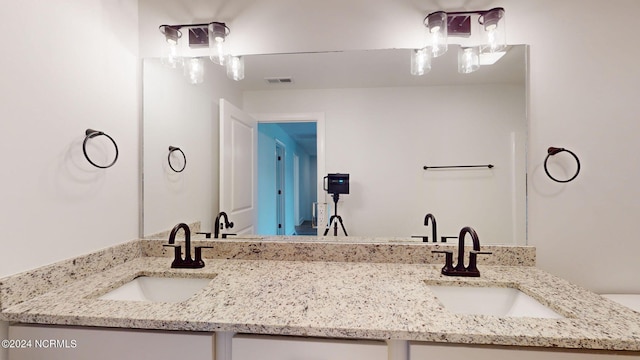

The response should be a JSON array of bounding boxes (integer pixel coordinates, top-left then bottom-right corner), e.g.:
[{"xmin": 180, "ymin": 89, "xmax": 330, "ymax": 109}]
[{"xmin": 256, "ymin": 119, "xmax": 320, "ymax": 235}]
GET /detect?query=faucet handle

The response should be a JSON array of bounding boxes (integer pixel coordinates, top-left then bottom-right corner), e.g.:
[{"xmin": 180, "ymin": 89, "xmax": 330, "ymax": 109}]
[
  {"xmin": 467, "ymin": 250, "xmax": 493, "ymax": 274},
  {"xmin": 194, "ymin": 246, "xmax": 214, "ymax": 268},
  {"xmin": 221, "ymin": 233, "xmax": 237, "ymax": 239},
  {"xmin": 431, "ymin": 250, "xmax": 454, "ymax": 273},
  {"xmin": 440, "ymin": 236, "xmax": 458, "ymax": 243},
  {"xmin": 195, "ymin": 232, "xmax": 212, "ymax": 239},
  {"xmin": 163, "ymin": 244, "xmax": 181, "ymax": 250},
  {"xmin": 470, "ymin": 250, "xmax": 493, "ymax": 256}
]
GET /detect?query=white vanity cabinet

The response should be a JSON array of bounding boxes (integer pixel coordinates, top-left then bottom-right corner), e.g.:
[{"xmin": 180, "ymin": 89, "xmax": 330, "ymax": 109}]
[
  {"xmin": 231, "ymin": 334, "xmax": 388, "ymax": 360},
  {"xmin": 409, "ymin": 342, "xmax": 640, "ymax": 360},
  {"xmin": 8, "ymin": 324, "xmax": 214, "ymax": 360}
]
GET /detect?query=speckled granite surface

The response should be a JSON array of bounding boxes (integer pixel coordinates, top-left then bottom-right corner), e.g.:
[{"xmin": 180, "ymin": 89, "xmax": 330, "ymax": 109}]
[
  {"xmin": 1, "ymin": 239, "xmax": 639, "ymax": 352},
  {"xmin": 142, "ymin": 238, "xmax": 536, "ymax": 266},
  {"xmin": 0, "ymin": 240, "xmax": 141, "ymax": 310}
]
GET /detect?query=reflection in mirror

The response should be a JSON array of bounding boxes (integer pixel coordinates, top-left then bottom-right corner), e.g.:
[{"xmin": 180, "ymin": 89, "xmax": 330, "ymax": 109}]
[{"xmin": 143, "ymin": 45, "xmax": 527, "ymax": 245}]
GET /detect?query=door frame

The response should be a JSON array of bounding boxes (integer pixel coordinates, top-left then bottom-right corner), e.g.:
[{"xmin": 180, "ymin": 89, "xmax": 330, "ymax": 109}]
[
  {"xmin": 251, "ymin": 112, "xmax": 326, "ymax": 221},
  {"xmin": 275, "ymin": 140, "xmax": 286, "ymax": 235},
  {"xmin": 293, "ymin": 152, "xmax": 300, "ymax": 226}
]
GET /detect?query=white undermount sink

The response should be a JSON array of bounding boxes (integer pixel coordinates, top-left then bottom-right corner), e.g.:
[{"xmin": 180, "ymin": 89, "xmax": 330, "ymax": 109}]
[
  {"xmin": 98, "ymin": 276, "xmax": 213, "ymax": 303},
  {"xmin": 428, "ymin": 285, "xmax": 564, "ymax": 318}
]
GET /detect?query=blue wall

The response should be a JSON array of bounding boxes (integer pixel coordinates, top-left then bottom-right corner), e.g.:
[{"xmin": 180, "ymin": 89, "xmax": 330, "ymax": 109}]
[{"xmin": 257, "ymin": 124, "xmax": 314, "ymax": 235}]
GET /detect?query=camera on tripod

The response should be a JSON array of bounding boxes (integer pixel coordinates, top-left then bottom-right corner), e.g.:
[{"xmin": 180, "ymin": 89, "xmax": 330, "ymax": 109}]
[
  {"xmin": 323, "ymin": 173, "xmax": 349, "ymax": 236},
  {"xmin": 324, "ymin": 173, "xmax": 349, "ymax": 195}
]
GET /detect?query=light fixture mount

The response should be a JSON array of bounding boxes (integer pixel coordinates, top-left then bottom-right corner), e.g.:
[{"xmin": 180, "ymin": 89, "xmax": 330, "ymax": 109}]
[
  {"xmin": 448, "ymin": 15, "xmax": 471, "ymax": 37},
  {"xmin": 188, "ymin": 27, "xmax": 209, "ymax": 48}
]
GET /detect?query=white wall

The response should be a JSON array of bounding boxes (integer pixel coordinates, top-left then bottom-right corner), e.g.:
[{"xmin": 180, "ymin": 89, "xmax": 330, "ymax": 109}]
[
  {"xmin": 245, "ymin": 85, "xmax": 526, "ymax": 243},
  {"xmin": 1, "ymin": 0, "xmax": 139, "ymax": 358},
  {"xmin": 1, "ymin": 0, "xmax": 139, "ymax": 275},
  {"xmin": 138, "ymin": 0, "xmax": 640, "ymax": 293},
  {"xmin": 142, "ymin": 60, "xmax": 243, "ymax": 236}
]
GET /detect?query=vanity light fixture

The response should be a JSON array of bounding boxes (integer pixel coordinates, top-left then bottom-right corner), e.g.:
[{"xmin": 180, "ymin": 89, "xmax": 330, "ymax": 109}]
[
  {"xmin": 422, "ymin": 7, "xmax": 506, "ymax": 74},
  {"xmin": 158, "ymin": 21, "xmax": 243, "ymax": 83},
  {"xmin": 410, "ymin": 47, "xmax": 432, "ymax": 76}
]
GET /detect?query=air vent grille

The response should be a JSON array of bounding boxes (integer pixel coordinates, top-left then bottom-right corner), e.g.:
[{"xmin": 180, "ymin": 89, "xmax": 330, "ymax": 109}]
[{"xmin": 265, "ymin": 77, "xmax": 294, "ymax": 84}]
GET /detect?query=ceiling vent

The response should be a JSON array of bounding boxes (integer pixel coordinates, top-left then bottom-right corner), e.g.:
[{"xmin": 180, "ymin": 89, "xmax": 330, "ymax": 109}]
[{"xmin": 265, "ymin": 77, "xmax": 294, "ymax": 84}]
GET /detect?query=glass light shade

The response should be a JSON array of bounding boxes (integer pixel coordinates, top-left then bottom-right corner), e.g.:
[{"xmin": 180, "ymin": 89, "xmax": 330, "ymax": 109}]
[
  {"xmin": 226, "ymin": 56, "xmax": 244, "ymax": 81},
  {"xmin": 425, "ymin": 11, "xmax": 448, "ymax": 57},
  {"xmin": 184, "ymin": 57, "xmax": 205, "ymax": 84},
  {"xmin": 159, "ymin": 25, "xmax": 182, "ymax": 69},
  {"xmin": 480, "ymin": 8, "xmax": 506, "ymax": 54},
  {"xmin": 458, "ymin": 47, "xmax": 480, "ymax": 74},
  {"xmin": 161, "ymin": 41, "xmax": 182, "ymax": 68},
  {"xmin": 209, "ymin": 22, "xmax": 228, "ymax": 65},
  {"xmin": 410, "ymin": 48, "xmax": 432, "ymax": 76}
]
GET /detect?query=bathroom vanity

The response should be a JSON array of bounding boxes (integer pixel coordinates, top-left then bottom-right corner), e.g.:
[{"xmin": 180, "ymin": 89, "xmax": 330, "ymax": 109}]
[{"xmin": 1, "ymin": 238, "xmax": 639, "ymax": 359}]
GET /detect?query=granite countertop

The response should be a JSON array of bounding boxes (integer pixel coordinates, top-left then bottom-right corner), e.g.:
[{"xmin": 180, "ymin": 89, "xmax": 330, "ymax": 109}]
[{"xmin": 2, "ymin": 242, "xmax": 640, "ymax": 352}]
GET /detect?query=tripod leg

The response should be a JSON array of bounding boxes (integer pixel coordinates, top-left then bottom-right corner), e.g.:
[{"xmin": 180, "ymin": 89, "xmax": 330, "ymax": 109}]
[
  {"xmin": 324, "ymin": 215, "xmax": 336, "ymax": 236},
  {"xmin": 336, "ymin": 216, "xmax": 348, "ymax": 236}
]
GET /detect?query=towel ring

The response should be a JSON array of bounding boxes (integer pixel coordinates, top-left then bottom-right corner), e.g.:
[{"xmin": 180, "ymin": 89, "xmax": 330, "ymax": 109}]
[
  {"xmin": 82, "ymin": 129, "xmax": 119, "ymax": 169},
  {"xmin": 168, "ymin": 146, "xmax": 186, "ymax": 173},
  {"xmin": 544, "ymin": 147, "xmax": 580, "ymax": 183}
]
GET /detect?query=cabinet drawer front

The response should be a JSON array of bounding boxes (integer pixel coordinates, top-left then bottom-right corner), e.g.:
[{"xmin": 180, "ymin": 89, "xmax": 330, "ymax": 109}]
[{"xmin": 232, "ymin": 335, "xmax": 387, "ymax": 360}]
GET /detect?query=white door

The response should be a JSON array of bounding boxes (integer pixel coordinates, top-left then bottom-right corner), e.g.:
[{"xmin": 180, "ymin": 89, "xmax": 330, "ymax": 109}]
[{"xmin": 219, "ymin": 99, "xmax": 257, "ymax": 235}]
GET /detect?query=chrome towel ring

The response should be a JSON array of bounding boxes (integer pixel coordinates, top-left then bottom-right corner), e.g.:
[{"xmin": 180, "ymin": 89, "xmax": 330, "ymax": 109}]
[
  {"xmin": 83, "ymin": 129, "xmax": 119, "ymax": 169},
  {"xmin": 544, "ymin": 147, "xmax": 580, "ymax": 183},
  {"xmin": 168, "ymin": 146, "xmax": 186, "ymax": 173}
]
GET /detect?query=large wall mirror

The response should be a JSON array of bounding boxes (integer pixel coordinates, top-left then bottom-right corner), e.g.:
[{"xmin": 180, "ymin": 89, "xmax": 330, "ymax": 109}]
[{"xmin": 142, "ymin": 45, "xmax": 528, "ymax": 244}]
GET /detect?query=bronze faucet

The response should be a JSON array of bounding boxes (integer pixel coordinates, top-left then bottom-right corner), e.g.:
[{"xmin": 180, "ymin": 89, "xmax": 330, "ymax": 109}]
[
  {"xmin": 423, "ymin": 213, "xmax": 437, "ymax": 243},
  {"xmin": 214, "ymin": 212, "xmax": 235, "ymax": 239},
  {"xmin": 432, "ymin": 226, "xmax": 492, "ymax": 277},
  {"xmin": 412, "ymin": 213, "xmax": 456, "ymax": 242},
  {"xmin": 163, "ymin": 223, "xmax": 212, "ymax": 268}
]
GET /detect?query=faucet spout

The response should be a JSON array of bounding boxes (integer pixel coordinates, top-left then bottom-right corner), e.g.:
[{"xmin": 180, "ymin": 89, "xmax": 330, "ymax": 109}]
[
  {"xmin": 168, "ymin": 223, "xmax": 192, "ymax": 262},
  {"xmin": 454, "ymin": 227, "xmax": 480, "ymax": 273},
  {"xmin": 423, "ymin": 213, "xmax": 437, "ymax": 243}
]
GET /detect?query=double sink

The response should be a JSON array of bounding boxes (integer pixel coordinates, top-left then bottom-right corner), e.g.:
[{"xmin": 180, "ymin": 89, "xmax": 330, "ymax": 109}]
[{"xmin": 98, "ymin": 275, "xmax": 564, "ymax": 319}]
